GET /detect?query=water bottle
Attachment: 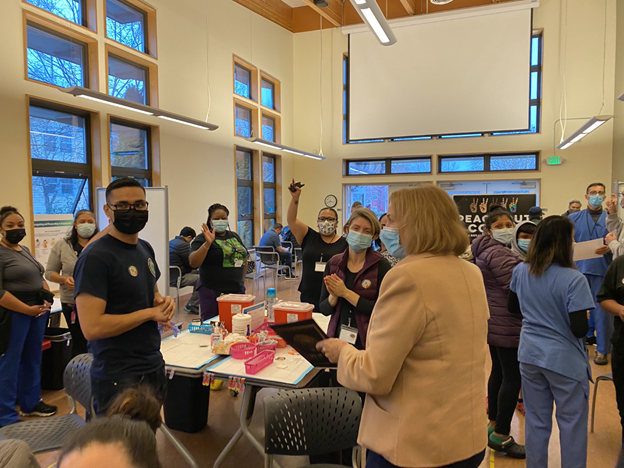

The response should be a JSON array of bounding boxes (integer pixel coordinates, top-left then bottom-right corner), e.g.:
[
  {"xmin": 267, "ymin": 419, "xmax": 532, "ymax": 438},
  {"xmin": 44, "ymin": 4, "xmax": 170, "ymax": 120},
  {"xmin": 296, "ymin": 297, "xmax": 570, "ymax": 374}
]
[{"xmin": 266, "ymin": 288, "xmax": 277, "ymax": 322}]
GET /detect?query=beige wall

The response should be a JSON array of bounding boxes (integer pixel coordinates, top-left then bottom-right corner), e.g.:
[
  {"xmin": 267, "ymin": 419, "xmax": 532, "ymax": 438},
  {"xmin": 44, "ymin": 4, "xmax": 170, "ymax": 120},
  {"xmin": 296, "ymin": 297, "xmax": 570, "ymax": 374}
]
[
  {"xmin": 292, "ymin": 0, "xmax": 617, "ymax": 227},
  {"xmin": 613, "ymin": 0, "xmax": 624, "ymax": 186},
  {"xmin": 0, "ymin": 0, "xmax": 296, "ymax": 246}
]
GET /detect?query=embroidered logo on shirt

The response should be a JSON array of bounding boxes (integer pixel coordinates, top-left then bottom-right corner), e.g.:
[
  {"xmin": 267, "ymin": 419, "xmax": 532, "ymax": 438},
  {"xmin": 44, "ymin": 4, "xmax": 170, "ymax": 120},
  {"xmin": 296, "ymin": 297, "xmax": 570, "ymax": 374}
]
[
  {"xmin": 148, "ymin": 258, "xmax": 157, "ymax": 277},
  {"xmin": 361, "ymin": 279, "xmax": 372, "ymax": 289},
  {"xmin": 128, "ymin": 266, "xmax": 138, "ymax": 277}
]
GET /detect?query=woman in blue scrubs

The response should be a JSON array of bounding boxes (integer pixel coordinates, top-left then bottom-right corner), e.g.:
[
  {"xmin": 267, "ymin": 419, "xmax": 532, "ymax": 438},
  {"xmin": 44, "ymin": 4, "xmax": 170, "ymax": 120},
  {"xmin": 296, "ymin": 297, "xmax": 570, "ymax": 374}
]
[{"xmin": 509, "ymin": 216, "xmax": 594, "ymax": 468}]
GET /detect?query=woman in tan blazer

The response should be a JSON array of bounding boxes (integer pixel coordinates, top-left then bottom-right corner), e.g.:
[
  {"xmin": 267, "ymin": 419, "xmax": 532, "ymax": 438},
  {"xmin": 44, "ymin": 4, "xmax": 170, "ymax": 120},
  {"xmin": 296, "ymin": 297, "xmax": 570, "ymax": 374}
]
[{"xmin": 318, "ymin": 185, "xmax": 490, "ymax": 468}]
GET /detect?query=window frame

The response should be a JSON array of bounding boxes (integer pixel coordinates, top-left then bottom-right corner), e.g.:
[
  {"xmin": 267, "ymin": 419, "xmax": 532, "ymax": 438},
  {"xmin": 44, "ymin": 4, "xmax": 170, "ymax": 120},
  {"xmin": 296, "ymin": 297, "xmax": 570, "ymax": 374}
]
[
  {"xmin": 438, "ymin": 152, "xmax": 540, "ymax": 174},
  {"xmin": 261, "ymin": 114, "xmax": 276, "ymax": 143},
  {"xmin": 234, "ymin": 101, "xmax": 256, "ymax": 139},
  {"xmin": 104, "ymin": 0, "xmax": 149, "ymax": 54},
  {"xmin": 260, "ymin": 72, "xmax": 281, "ymax": 113},
  {"xmin": 24, "ymin": 0, "xmax": 90, "ymax": 29},
  {"xmin": 106, "ymin": 51, "xmax": 151, "ymax": 106},
  {"xmin": 235, "ymin": 147, "xmax": 255, "ymax": 247},
  {"xmin": 344, "ymin": 156, "xmax": 433, "ymax": 177},
  {"xmin": 109, "ymin": 117, "xmax": 153, "ymax": 185},
  {"xmin": 29, "ymin": 98, "xmax": 94, "ymax": 214},
  {"xmin": 262, "ymin": 153, "xmax": 277, "ymax": 232}
]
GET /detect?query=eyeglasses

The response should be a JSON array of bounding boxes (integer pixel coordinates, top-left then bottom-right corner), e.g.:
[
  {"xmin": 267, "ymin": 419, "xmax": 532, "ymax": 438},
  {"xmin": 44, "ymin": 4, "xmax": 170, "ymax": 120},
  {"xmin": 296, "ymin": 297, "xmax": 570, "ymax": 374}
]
[
  {"xmin": 318, "ymin": 217, "xmax": 337, "ymax": 222},
  {"xmin": 108, "ymin": 202, "xmax": 149, "ymax": 212},
  {"xmin": 588, "ymin": 191, "xmax": 606, "ymax": 196}
]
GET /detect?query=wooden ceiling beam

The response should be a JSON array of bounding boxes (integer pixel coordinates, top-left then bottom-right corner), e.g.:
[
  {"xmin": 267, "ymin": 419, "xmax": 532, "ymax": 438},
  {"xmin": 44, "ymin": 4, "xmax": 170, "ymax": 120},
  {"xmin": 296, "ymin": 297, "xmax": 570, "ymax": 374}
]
[
  {"xmin": 399, "ymin": 0, "xmax": 417, "ymax": 15},
  {"xmin": 299, "ymin": 0, "xmax": 343, "ymax": 27},
  {"xmin": 232, "ymin": 0, "xmax": 294, "ymax": 31}
]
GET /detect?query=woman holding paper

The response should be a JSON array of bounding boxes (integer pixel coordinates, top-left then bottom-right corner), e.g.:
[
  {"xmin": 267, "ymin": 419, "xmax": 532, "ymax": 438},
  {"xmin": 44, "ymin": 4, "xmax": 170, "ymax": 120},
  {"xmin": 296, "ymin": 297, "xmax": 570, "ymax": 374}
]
[{"xmin": 318, "ymin": 186, "xmax": 489, "ymax": 468}]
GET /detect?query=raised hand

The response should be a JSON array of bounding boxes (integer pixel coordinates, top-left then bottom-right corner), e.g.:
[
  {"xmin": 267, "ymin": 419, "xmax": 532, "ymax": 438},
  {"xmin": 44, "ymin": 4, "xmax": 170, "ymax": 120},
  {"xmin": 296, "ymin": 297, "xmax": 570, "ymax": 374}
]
[
  {"xmin": 470, "ymin": 198, "xmax": 478, "ymax": 214},
  {"xmin": 288, "ymin": 179, "xmax": 304, "ymax": 200},
  {"xmin": 606, "ymin": 194, "xmax": 618, "ymax": 215},
  {"xmin": 479, "ymin": 198, "xmax": 488, "ymax": 213},
  {"xmin": 201, "ymin": 223, "xmax": 216, "ymax": 246}
]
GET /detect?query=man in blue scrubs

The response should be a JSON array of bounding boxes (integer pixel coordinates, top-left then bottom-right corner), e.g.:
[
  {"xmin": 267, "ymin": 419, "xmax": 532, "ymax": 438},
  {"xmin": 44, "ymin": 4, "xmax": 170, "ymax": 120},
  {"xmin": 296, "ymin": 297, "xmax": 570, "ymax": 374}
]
[{"xmin": 570, "ymin": 182, "xmax": 613, "ymax": 365}]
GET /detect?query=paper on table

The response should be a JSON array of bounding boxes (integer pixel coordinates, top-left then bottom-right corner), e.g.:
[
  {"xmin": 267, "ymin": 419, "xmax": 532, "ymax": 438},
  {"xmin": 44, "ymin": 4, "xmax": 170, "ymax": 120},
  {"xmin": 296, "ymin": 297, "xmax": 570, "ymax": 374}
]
[
  {"xmin": 573, "ymin": 238, "xmax": 605, "ymax": 262},
  {"xmin": 161, "ymin": 330, "xmax": 219, "ymax": 370}
]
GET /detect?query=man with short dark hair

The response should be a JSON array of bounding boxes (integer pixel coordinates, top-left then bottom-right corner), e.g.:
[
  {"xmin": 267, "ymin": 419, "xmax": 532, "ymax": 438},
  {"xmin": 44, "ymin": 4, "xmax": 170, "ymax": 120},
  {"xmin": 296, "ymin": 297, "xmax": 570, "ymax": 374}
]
[
  {"xmin": 169, "ymin": 227, "xmax": 199, "ymax": 314},
  {"xmin": 259, "ymin": 223, "xmax": 295, "ymax": 279},
  {"xmin": 74, "ymin": 178, "xmax": 175, "ymax": 414},
  {"xmin": 562, "ymin": 200, "xmax": 582, "ymax": 218},
  {"xmin": 528, "ymin": 206, "xmax": 544, "ymax": 224},
  {"xmin": 570, "ymin": 182, "xmax": 613, "ymax": 365}
]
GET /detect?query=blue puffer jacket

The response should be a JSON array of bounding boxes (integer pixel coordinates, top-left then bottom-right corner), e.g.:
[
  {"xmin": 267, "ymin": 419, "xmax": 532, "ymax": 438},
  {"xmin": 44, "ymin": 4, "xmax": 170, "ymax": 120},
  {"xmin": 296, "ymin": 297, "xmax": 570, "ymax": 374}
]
[{"xmin": 471, "ymin": 234, "xmax": 522, "ymax": 348}]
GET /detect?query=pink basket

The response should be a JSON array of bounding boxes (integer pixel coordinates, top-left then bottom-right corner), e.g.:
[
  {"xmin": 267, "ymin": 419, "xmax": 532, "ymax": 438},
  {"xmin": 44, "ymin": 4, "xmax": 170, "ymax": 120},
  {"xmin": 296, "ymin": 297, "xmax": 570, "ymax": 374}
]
[
  {"xmin": 256, "ymin": 322, "xmax": 277, "ymax": 334},
  {"xmin": 230, "ymin": 343, "xmax": 256, "ymax": 360},
  {"xmin": 257, "ymin": 342, "xmax": 278, "ymax": 353},
  {"xmin": 244, "ymin": 350, "xmax": 275, "ymax": 375}
]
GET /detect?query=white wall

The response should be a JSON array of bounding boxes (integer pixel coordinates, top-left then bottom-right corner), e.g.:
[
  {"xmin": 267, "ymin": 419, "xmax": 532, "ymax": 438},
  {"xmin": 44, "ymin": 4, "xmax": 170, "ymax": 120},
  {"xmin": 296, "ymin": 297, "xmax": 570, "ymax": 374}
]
[
  {"xmin": 0, "ymin": 0, "xmax": 296, "ymax": 246},
  {"xmin": 292, "ymin": 0, "xmax": 618, "ymax": 226}
]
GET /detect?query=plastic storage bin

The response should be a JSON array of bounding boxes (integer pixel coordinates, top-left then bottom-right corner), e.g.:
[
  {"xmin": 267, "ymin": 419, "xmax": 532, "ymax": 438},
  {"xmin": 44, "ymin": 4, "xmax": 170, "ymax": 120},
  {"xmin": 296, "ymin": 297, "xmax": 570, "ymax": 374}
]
[
  {"xmin": 41, "ymin": 327, "xmax": 73, "ymax": 391},
  {"xmin": 230, "ymin": 343, "xmax": 256, "ymax": 360},
  {"xmin": 216, "ymin": 294, "xmax": 256, "ymax": 332},
  {"xmin": 244, "ymin": 351, "xmax": 275, "ymax": 375},
  {"xmin": 273, "ymin": 302, "xmax": 314, "ymax": 324},
  {"xmin": 164, "ymin": 367, "xmax": 210, "ymax": 433}
]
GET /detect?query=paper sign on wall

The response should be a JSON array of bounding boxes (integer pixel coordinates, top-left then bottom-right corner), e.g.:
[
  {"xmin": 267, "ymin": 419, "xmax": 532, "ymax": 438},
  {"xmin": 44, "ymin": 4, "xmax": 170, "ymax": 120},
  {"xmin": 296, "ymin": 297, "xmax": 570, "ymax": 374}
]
[{"xmin": 34, "ymin": 214, "xmax": 73, "ymax": 290}]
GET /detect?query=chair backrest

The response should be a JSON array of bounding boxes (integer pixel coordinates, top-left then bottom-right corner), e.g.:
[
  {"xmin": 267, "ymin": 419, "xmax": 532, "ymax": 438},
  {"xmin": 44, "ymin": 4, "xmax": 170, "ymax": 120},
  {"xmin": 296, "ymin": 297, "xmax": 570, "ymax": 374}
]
[
  {"xmin": 169, "ymin": 265, "xmax": 182, "ymax": 287},
  {"xmin": 253, "ymin": 246, "xmax": 278, "ymax": 265},
  {"xmin": 263, "ymin": 387, "xmax": 362, "ymax": 457},
  {"xmin": 63, "ymin": 353, "xmax": 93, "ymax": 414}
]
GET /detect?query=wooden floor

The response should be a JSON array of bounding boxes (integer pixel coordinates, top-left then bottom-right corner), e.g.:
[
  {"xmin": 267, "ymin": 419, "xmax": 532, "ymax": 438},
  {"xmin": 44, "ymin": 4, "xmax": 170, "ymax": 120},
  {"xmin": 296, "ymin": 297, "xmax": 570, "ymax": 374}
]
[{"xmin": 33, "ymin": 275, "xmax": 622, "ymax": 468}]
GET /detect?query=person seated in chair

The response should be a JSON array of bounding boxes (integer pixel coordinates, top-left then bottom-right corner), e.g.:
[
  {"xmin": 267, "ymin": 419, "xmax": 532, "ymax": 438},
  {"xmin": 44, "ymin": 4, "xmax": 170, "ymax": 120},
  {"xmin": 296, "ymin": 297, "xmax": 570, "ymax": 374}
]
[
  {"xmin": 260, "ymin": 223, "xmax": 295, "ymax": 279},
  {"xmin": 169, "ymin": 227, "xmax": 199, "ymax": 314}
]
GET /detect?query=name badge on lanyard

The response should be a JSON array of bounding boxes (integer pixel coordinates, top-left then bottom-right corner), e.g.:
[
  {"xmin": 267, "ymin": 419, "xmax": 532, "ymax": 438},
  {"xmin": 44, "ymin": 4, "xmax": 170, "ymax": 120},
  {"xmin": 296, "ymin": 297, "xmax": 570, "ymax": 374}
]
[
  {"xmin": 316, "ymin": 253, "xmax": 326, "ymax": 273},
  {"xmin": 340, "ymin": 324, "xmax": 358, "ymax": 345}
]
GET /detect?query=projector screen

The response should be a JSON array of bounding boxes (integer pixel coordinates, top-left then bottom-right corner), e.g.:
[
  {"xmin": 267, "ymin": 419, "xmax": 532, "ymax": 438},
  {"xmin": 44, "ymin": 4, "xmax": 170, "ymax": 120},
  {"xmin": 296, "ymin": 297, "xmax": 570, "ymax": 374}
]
[{"xmin": 348, "ymin": 8, "xmax": 532, "ymax": 140}]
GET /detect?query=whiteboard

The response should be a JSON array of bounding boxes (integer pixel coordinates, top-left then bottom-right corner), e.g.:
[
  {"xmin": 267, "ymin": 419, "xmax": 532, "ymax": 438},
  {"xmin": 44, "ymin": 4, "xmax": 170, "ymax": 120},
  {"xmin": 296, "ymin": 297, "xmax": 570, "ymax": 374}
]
[{"xmin": 96, "ymin": 187, "xmax": 170, "ymax": 296}]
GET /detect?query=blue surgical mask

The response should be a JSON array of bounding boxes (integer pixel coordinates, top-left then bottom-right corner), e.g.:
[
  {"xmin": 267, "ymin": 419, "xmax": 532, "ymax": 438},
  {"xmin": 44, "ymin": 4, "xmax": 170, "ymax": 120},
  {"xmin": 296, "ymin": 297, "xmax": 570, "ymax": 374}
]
[
  {"xmin": 346, "ymin": 231, "xmax": 373, "ymax": 253},
  {"xmin": 492, "ymin": 228, "xmax": 514, "ymax": 245},
  {"xmin": 212, "ymin": 220, "xmax": 229, "ymax": 234},
  {"xmin": 379, "ymin": 227, "xmax": 406, "ymax": 259},
  {"xmin": 518, "ymin": 239, "xmax": 531, "ymax": 253},
  {"xmin": 589, "ymin": 195, "xmax": 605, "ymax": 208}
]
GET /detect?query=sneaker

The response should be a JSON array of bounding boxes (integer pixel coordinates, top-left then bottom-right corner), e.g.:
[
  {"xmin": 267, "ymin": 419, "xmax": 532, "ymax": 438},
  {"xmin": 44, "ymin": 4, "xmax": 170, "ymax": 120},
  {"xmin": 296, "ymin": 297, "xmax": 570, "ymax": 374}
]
[
  {"xmin": 184, "ymin": 305, "xmax": 199, "ymax": 315},
  {"xmin": 586, "ymin": 336, "xmax": 597, "ymax": 347},
  {"xmin": 19, "ymin": 401, "xmax": 57, "ymax": 417},
  {"xmin": 488, "ymin": 434, "xmax": 526, "ymax": 459},
  {"xmin": 594, "ymin": 352, "xmax": 609, "ymax": 366}
]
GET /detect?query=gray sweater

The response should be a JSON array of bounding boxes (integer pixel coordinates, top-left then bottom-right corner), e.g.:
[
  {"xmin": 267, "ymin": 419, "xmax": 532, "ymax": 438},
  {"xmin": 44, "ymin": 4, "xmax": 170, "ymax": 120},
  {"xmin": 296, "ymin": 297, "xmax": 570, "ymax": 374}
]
[
  {"xmin": 0, "ymin": 245, "xmax": 45, "ymax": 300},
  {"xmin": 44, "ymin": 239, "xmax": 78, "ymax": 304},
  {"xmin": 607, "ymin": 213, "xmax": 624, "ymax": 259}
]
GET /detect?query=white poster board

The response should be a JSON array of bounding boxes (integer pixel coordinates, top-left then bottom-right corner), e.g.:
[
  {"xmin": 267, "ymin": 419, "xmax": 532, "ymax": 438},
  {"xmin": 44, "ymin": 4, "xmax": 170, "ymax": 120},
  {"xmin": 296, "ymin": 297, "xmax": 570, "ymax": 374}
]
[
  {"xmin": 34, "ymin": 214, "xmax": 73, "ymax": 290},
  {"xmin": 96, "ymin": 187, "xmax": 170, "ymax": 296}
]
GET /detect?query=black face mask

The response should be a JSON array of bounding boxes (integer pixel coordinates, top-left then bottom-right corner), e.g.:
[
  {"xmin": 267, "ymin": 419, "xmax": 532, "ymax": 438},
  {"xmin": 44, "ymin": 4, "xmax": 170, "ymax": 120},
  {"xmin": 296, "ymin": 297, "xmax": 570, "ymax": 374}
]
[
  {"xmin": 3, "ymin": 228, "xmax": 26, "ymax": 245},
  {"xmin": 112, "ymin": 210, "xmax": 149, "ymax": 235}
]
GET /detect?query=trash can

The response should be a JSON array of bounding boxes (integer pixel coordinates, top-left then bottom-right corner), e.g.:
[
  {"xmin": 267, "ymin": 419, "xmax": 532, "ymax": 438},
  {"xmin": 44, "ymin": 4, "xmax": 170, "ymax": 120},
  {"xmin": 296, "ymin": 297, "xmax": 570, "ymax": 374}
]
[
  {"xmin": 163, "ymin": 367, "xmax": 210, "ymax": 433},
  {"xmin": 41, "ymin": 327, "xmax": 73, "ymax": 391}
]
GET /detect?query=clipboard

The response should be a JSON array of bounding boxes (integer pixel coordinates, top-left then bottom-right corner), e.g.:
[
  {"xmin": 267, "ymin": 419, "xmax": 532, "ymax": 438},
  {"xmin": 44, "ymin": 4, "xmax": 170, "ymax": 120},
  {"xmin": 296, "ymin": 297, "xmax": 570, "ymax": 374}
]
[{"xmin": 270, "ymin": 320, "xmax": 337, "ymax": 368}]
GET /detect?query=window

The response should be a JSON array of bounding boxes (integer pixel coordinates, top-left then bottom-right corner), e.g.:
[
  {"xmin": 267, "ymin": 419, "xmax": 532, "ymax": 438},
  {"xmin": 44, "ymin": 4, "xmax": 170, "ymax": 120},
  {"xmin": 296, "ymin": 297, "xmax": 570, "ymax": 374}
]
[
  {"xmin": 27, "ymin": 23, "xmax": 87, "ymax": 88},
  {"xmin": 235, "ymin": 105, "xmax": 252, "ymax": 138},
  {"xmin": 261, "ymin": 78, "xmax": 275, "ymax": 109},
  {"xmin": 110, "ymin": 119, "xmax": 151, "ymax": 185},
  {"xmin": 262, "ymin": 115, "xmax": 275, "ymax": 142},
  {"xmin": 30, "ymin": 103, "xmax": 91, "ymax": 215},
  {"xmin": 345, "ymin": 157, "xmax": 432, "ymax": 176},
  {"xmin": 345, "ymin": 185, "xmax": 389, "ymax": 218},
  {"xmin": 106, "ymin": 0, "xmax": 147, "ymax": 53},
  {"xmin": 263, "ymin": 154, "xmax": 277, "ymax": 233},
  {"xmin": 438, "ymin": 153, "xmax": 539, "ymax": 174},
  {"xmin": 26, "ymin": 0, "xmax": 84, "ymax": 25},
  {"xmin": 236, "ymin": 148, "xmax": 254, "ymax": 247},
  {"xmin": 234, "ymin": 64, "xmax": 251, "ymax": 99},
  {"xmin": 108, "ymin": 54, "xmax": 148, "ymax": 104}
]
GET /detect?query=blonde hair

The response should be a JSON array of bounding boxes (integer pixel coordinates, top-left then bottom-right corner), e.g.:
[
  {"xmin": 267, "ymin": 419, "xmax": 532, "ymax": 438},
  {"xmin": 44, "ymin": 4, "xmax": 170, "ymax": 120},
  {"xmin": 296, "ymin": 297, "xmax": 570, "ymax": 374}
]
[
  {"xmin": 345, "ymin": 208, "xmax": 382, "ymax": 238},
  {"xmin": 390, "ymin": 185, "xmax": 468, "ymax": 256}
]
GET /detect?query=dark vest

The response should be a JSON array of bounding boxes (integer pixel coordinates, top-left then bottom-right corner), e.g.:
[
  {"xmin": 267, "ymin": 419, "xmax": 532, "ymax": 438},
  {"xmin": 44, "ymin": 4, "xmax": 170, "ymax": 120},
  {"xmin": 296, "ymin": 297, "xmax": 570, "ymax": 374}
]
[{"xmin": 326, "ymin": 248, "xmax": 383, "ymax": 348}]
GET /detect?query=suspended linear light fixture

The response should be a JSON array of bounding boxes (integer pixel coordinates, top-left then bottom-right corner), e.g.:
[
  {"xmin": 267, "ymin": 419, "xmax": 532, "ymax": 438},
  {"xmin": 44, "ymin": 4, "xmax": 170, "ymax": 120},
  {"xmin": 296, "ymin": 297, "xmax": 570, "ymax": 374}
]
[
  {"xmin": 247, "ymin": 137, "xmax": 326, "ymax": 160},
  {"xmin": 556, "ymin": 115, "xmax": 612, "ymax": 150},
  {"xmin": 430, "ymin": 0, "xmax": 453, "ymax": 4},
  {"xmin": 59, "ymin": 87, "xmax": 219, "ymax": 130},
  {"xmin": 349, "ymin": 0, "xmax": 397, "ymax": 46}
]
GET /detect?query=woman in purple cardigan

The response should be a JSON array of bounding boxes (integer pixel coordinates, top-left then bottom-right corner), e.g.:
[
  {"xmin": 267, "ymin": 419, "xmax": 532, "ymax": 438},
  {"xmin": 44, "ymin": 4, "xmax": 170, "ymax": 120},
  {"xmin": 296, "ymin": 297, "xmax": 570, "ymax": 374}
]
[
  {"xmin": 472, "ymin": 207, "xmax": 524, "ymax": 459},
  {"xmin": 320, "ymin": 208, "xmax": 391, "ymax": 350}
]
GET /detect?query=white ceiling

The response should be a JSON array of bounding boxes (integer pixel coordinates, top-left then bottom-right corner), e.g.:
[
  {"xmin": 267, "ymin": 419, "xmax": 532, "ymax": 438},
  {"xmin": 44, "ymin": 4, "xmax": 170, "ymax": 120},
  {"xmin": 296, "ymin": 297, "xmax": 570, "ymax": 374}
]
[{"xmin": 281, "ymin": 0, "xmax": 307, "ymax": 7}]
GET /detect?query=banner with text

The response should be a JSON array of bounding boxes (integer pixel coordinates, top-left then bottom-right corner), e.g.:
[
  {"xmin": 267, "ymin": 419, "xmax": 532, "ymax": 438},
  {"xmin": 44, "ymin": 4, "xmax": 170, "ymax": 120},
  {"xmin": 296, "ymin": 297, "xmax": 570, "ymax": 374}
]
[
  {"xmin": 34, "ymin": 215, "xmax": 73, "ymax": 289},
  {"xmin": 454, "ymin": 194, "xmax": 537, "ymax": 240}
]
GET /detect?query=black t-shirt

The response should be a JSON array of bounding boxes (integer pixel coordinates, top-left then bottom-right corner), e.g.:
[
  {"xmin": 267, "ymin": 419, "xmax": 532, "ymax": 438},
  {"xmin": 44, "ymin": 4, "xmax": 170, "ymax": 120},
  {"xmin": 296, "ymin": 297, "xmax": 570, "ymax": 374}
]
[
  {"xmin": 73, "ymin": 235, "xmax": 162, "ymax": 381},
  {"xmin": 597, "ymin": 256, "xmax": 624, "ymax": 344},
  {"xmin": 298, "ymin": 229, "xmax": 348, "ymax": 304},
  {"xmin": 190, "ymin": 231, "xmax": 248, "ymax": 295}
]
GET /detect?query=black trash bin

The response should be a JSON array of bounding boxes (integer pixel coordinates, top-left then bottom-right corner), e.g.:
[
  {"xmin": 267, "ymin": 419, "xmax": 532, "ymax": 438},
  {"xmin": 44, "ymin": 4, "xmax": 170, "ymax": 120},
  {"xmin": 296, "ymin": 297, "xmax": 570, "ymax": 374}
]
[
  {"xmin": 163, "ymin": 367, "xmax": 210, "ymax": 433},
  {"xmin": 41, "ymin": 327, "xmax": 73, "ymax": 390}
]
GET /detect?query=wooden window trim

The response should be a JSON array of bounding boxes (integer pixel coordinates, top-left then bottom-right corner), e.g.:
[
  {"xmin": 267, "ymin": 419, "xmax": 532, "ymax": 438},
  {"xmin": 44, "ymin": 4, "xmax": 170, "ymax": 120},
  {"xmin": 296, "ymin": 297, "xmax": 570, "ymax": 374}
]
[
  {"xmin": 259, "ymin": 71, "xmax": 281, "ymax": 113},
  {"xmin": 22, "ymin": 0, "xmax": 98, "ymax": 33},
  {"xmin": 105, "ymin": 44, "xmax": 159, "ymax": 108},
  {"xmin": 234, "ymin": 99, "xmax": 258, "ymax": 140},
  {"xmin": 261, "ymin": 153, "xmax": 280, "ymax": 231},
  {"xmin": 23, "ymin": 11, "xmax": 99, "ymax": 91},
  {"xmin": 234, "ymin": 146, "xmax": 258, "ymax": 245},
  {"xmin": 261, "ymin": 113, "xmax": 281, "ymax": 144},
  {"xmin": 233, "ymin": 56, "xmax": 259, "ymax": 103},
  {"xmin": 107, "ymin": 115, "xmax": 158, "ymax": 186},
  {"xmin": 103, "ymin": 0, "xmax": 158, "ymax": 59},
  {"xmin": 437, "ymin": 152, "xmax": 541, "ymax": 175}
]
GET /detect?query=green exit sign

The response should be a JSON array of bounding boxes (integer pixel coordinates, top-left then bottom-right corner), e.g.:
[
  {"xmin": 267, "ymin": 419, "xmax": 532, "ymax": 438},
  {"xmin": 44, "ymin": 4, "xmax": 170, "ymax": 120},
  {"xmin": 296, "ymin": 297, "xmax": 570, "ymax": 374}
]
[{"xmin": 547, "ymin": 156, "xmax": 563, "ymax": 165}]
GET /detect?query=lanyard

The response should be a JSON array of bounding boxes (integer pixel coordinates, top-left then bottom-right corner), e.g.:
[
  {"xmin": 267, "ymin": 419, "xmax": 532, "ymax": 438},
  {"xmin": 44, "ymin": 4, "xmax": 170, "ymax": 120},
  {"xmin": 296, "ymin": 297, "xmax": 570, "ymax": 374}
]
[{"xmin": 585, "ymin": 210, "xmax": 602, "ymax": 239}]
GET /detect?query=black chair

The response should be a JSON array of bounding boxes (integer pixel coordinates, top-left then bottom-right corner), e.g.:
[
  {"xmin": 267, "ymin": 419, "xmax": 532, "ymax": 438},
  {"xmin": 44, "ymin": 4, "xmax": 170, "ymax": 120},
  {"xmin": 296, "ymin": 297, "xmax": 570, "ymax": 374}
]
[
  {"xmin": 591, "ymin": 372, "xmax": 614, "ymax": 433},
  {"xmin": 0, "ymin": 353, "xmax": 93, "ymax": 453},
  {"xmin": 253, "ymin": 246, "xmax": 291, "ymax": 287},
  {"xmin": 263, "ymin": 388, "xmax": 363, "ymax": 468}
]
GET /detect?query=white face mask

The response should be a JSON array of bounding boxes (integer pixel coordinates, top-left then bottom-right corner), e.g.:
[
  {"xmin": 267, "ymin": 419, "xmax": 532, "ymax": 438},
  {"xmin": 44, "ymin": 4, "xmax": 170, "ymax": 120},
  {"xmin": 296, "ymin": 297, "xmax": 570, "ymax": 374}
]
[
  {"xmin": 76, "ymin": 223, "xmax": 96, "ymax": 239},
  {"xmin": 492, "ymin": 228, "xmax": 514, "ymax": 245},
  {"xmin": 318, "ymin": 221, "xmax": 336, "ymax": 236}
]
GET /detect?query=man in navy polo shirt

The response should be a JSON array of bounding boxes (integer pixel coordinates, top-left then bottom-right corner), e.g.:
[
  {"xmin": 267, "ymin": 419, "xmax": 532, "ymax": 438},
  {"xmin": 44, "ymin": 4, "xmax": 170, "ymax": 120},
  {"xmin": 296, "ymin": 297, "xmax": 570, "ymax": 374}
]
[{"xmin": 74, "ymin": 178, "xmax": 175, "ymax": 414}]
